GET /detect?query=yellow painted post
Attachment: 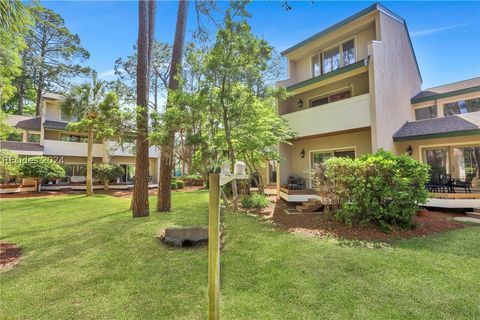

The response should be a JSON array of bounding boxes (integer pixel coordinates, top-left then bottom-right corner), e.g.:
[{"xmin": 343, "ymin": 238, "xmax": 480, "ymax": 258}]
[{"xmin": 208, "ymin": 173, "xmax": 220, "ymax": 320}]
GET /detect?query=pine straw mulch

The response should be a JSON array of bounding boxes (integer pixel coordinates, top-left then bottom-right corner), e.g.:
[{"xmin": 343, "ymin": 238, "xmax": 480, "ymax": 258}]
[
  {"xmin": 256, "ymin": 198, "xmax": 467, "ymax": 241},
  {"xmin": 0, "ymin": 241, "xmax": 22, "ymax": 271}
]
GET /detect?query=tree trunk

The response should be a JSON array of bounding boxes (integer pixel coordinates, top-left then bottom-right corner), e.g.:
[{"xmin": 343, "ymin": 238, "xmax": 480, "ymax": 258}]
[
  {"xmin": 86, "ymin": 130, "xmax": 94, "ymax": 196},
  {"xmin": 35, "ymin": 76, "xmax": 43, "ymax": 117},
  {"xmin": 16, "ymin": 80, "xmax": 25, "ymax": 115},
  {"xmin": 132, "ymin": 0, "xmax": 155, "ymax": 218},
  {"xmin": 157, "ymin": 0, "xmax": 188, "ymax": 212}
]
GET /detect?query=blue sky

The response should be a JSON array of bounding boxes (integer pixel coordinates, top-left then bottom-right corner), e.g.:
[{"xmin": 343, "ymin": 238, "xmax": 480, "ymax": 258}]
[{"xmin": 43, "ymin": 1, "xmax": 480, "ymax": 89}]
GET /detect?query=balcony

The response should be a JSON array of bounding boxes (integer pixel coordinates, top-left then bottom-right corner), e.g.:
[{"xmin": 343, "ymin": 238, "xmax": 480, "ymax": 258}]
[
  {"xmin": 282, "ymin": 93, "xmax": 371, "ymax": 138},
  {"xmin": 43, "ymin": 140, "xmax": 105, "ymax": 157},
  {"xmin": 107, "ymin": 141, "xmax": 159, "ymax": 158}
]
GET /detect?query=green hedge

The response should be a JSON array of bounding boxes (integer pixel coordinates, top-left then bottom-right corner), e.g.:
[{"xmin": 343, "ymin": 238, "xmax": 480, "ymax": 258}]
[{"xmin": 323, "ymin": 150, "xmax": 429, "ymax": 230}]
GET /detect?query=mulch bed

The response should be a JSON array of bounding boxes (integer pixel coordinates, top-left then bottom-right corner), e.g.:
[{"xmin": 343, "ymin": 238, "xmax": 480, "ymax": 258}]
[
  {"xmin": 0, "ymin": 241, "xmax": 22, "ymax": 271},
  {"xmin": 270, "ymin": 199, "xmax": 467, "ymax": 241}
]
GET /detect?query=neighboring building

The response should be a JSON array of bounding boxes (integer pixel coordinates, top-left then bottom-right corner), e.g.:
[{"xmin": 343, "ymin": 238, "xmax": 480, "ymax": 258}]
[
  {"xmin": 274, "ymin": 3, "xmax": 479, "ymax": 207},
  {"xmin": 1, "ymin": 93, "xmax": 159, "ymax": 190}
]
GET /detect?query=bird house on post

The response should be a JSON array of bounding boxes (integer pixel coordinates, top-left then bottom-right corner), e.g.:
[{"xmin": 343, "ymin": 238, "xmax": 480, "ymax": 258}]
[{"xmin": 234, "ymin": 161, "xmax": 246, "ymax": 175}]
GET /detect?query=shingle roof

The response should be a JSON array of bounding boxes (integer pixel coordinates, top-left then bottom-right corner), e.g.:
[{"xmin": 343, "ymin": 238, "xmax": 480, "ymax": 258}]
[
  {"xmin": 0, "ymin": 141, "xmax": 44, "ymax": 153},
  {"xmin": 411, "ymin": 77, "xmax": 480, "ymax": 103},
  {"xmin": 43, "ymin": 120, "xmax": 68, "ymax": 130},
  {"xmin": 6, "ymin": 115, "xmax": 41, "ymax": 131},
  {"xmin": 393, "ymin": 111, "xmax": 480, "ymax": 141}
]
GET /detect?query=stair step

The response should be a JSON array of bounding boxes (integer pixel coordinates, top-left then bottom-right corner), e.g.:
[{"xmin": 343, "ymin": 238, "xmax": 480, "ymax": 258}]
[
  {"xmin": 474, "ymin": 208, "xmax": 480, "ymax": 214},
  {"xmin": 466, "ymin": 211, "xmax": 480, "ymax": 220},
  {"xmin": 295, "ymin": 205, "xmax": 311, "ymax": 213}
]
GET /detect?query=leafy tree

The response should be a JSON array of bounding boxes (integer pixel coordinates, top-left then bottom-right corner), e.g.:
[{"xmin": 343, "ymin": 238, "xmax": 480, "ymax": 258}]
[
  {"xmin": 114, "ymin": 40, "xmax": 171, "ymax": 111},
  {"xmin": 93, "ymin": 163, "xmax": 124, "ymax": 191},
  {"xmin": 0, "ymin": 149, "xmax": 21, "ymax": 184},
  {"xmin": 0, "ymin": 0, "xmax": 30, "ymax": 106},
  {"xmin": 132, "ymin": 0, "xmax": 156, "ymax": 218},
  {"xmin": 61, "ymin": 72, "xmax": 125, "ymax": 196},
  {"xmin": 19, "ymin": 6, "xmax": 90, "ymax": 116},
  {"xmin": 0, "ymin": 109, "xmax": 21, "ymax": 140},
  {"xmin": 199, "ymin": 1, "xmax": 292, "ymax": 204},
  {"xmin": 19, "ymin": 156, "xmax": 65, "ymax": 192}
]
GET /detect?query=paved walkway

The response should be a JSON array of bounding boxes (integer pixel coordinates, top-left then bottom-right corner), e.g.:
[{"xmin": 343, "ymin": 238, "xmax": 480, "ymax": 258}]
[{"xmin": 453, "ymin": 217, "xmax": 480, "ymax": 224}]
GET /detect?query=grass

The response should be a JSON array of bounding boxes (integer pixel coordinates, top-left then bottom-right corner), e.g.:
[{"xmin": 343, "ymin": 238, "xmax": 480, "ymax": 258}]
[{"xmin": 1, "ymin": 191, "xmax": 479, "ymax": 319}]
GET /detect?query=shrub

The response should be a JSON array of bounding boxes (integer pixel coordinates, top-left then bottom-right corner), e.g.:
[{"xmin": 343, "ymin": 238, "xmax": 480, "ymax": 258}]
[
  {"xmin": 320, "ymin": 150, "xmax": 429, "ymax": 229},
  {"xmin": 0, "ymin": 150, "xmax": 21, "ymax": 184},
  {"xmin": 19, "ymin": 156, "xmax": 65, "ymax": 191},
  {"xmin": 92, "ymin": 163, "xmax": 124, "ymax": 190},
  {"xmin": 241, "ymin": 193, "xmax": 269, "ymax": 209},
  {"xmin": 176, "ymin": 180, "xmax": 185, "ymax": 189},
  {"xmin": 170, "ymin": 181, "xmax": 178, "ymax": 190}
]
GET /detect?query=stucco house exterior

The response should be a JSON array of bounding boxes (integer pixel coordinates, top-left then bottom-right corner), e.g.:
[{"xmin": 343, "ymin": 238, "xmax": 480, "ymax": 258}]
[
  {"xmin": 1, "ymin": 92, "xmax": 159, "ymax": 191},
  {"xmin": 270, "ymin": 3, "xmax": 479, "ymax": 208}
]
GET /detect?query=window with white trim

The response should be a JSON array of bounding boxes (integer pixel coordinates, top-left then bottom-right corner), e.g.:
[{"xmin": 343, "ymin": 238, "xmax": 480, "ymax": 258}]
[{"xmin": 322, "ymin": 39, "xmax": 356, "ymax": 74}]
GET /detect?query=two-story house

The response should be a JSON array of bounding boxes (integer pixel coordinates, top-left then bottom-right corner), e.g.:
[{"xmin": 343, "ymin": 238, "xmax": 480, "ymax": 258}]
[
  {"xmin": 272, "ymin": 3, "xmax": 479, "ymax": 208},
  {"xmin": 2, "ymin": 92, "xmax": 159, "ymax": 191}
]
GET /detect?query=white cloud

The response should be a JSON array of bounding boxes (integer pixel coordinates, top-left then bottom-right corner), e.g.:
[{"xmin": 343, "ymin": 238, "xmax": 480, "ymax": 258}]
[
  {"xmin": 410, "ymin": 23, "xmax": 472, "ymax": 37},
  {"xmin": 98, "ymin": 69, "xmax": 116, "ymax": 79}
]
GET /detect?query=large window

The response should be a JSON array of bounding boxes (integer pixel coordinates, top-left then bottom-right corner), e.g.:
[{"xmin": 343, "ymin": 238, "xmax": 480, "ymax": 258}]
[
  {"xmin": 342, "ymin": 39, "xmax": 355, "ymax": 66},
  {"xmin": 321, "ymin": 39, "xmax": 356, "ymax": 74},
  {"xmin": 309, "ymin": 89, "xmax": 351, "ymax": 108},
  {"xmin": 414, "ymin": 105, "xmax": 437, "ymax": 120},
  {"xmin": 311, "ymin": 54, "xmax": 321, "ymax": 77},
  {"xmin": 443, "ymin": 97, "xmax": 480, "ymax": 116},
  {"xmin": 311, "ymin": 149, "xmax": 355, "ymax": 166}
]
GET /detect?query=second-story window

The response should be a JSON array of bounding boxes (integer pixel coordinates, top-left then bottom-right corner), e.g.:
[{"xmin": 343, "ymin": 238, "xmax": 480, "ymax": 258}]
[
  {"xmin": 323, "ymin": 47, "xmax": 340, "ymax": 73},
  {"xmin": 414, "ymin": 105, "xmax": 437, "ymax": 120},
  {"xmin": 311, "ymin": 54, "xmax": 321, "ymax": 77},
  {"xmin": 443, "ymin": 97, "xmax": 480, "ymax": 116},
  {"xmin": 322, "ymin": 39, "xmax": 356, "ymax": 74}
]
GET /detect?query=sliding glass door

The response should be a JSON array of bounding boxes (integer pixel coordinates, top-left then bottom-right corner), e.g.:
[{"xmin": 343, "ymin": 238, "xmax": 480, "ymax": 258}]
[{"xmin": 423, "ymin": 145, "xmax": 480, "ymax": 181}]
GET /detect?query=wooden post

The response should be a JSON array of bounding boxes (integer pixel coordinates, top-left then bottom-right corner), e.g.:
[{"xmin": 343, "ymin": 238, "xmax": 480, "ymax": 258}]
[{"xmin": 208, "ymin": 173, "xmax": 220, "ymax": 320}]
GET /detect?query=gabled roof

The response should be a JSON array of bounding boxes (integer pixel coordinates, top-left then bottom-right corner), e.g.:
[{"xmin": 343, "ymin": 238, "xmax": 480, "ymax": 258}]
[
  {"xmin": 411, "ymin": 77, "xmax": 480, "ymax": 103},
  {"xmin": 6, "ymin": 115, "xmax": 41, "ymax": 131},
  {"xmin": 44, "ymin": 120, "xmax": 69, "ymax": 130},
  {"xmin": 393, "ymin": 111, "xmax": 480, "ymax": 141},
  {"xmin": 280, "ymin": 3, "xmax": 422, "ymax": 82}
]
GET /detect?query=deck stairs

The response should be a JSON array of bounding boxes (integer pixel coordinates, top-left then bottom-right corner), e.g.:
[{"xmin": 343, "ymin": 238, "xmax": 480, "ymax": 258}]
[
  {"xmin": 294, "ymin": 198, "xmax": 324, "ymax": 213},
  {"xmin": 466, "ymin": 208, "xmax": 480, "ymax": 220}
]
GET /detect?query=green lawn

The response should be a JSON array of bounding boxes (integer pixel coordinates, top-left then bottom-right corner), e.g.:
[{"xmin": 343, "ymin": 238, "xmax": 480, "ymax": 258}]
[{"xmin": 1, "ymin": 191, "xmax": 479, "ymax": 319}]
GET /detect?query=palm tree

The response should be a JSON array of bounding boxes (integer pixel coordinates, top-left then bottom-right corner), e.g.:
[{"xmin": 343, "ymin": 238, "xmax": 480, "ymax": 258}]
[{"xmin": 61, "ymin": 72, "xmax": 106, "ymax": 196}]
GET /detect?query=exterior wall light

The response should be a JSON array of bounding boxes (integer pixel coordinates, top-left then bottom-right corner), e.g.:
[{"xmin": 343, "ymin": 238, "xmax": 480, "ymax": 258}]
[
  {"xmin": 300, "ymin": 149, "xmax": 305, "ymax": 158},
  {"xmin": 297, "ymin": 99, "xmax": 303, "ymax": 109},
  {"xmin": 406, "ymin": 145, "xmax": 413, "ymax": 156}
]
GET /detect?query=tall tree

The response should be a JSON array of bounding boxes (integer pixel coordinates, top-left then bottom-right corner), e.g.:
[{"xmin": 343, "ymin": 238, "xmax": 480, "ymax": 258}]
[
  {"xmin": 114, "ymin": 41, "xmax": 171, "ymax": 111},
  {"xmin": 20, "ymin": 6, "xmax": 90, "ymax": 116},
  {"xmin": 157, "ymin": 0, "xmax": 189, "ymax": 212},
  {"xmin": 132, "ymin": 0, "xmax": 156, "ymax": 217},
  {"xmin": 61, "ymin": 72, "xmax": 124, "ymax": 196},
  {"xmin": 0, "ymin": 0, "xmax": 30, "ymax": 106}
]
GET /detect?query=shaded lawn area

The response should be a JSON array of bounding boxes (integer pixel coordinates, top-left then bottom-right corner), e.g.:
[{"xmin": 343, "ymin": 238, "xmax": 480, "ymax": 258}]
[{"xmin": 1, "ymin": 191, "xmax": 479, "ymax": 319}]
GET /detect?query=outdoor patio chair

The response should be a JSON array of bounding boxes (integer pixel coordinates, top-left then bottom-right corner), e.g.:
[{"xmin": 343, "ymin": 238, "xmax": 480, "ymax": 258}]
[
  {"xmin": 439, "ymin": 173, "xmax": 454, "ymax": 193},
  {"xmin": 287, "ymin": 175, "xmax": 305, "ymax": 190},
  {"xmin": 453, "ymin": 174, "xmax": 473, "ymax": 193}
]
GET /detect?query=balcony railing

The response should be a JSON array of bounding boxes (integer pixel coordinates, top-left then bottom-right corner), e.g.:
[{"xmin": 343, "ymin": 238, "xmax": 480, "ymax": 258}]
[
  {"xmin": 282, "ymin": 93, "xmax": 371, "ymax": 138},
  {"xmin": 43, "ymin": 139, "xmax": 104, "ymax": 157}
]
